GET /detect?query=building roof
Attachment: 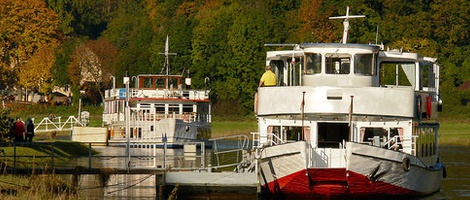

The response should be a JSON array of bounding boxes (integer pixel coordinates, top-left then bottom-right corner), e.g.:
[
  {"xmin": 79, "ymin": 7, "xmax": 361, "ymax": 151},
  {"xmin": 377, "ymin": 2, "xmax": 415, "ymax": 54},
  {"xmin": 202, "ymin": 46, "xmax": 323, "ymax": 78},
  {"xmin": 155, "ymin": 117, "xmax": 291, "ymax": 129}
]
[{"xmin": 457, "ymin": 80, "xmax": 470, "ymax": 90}]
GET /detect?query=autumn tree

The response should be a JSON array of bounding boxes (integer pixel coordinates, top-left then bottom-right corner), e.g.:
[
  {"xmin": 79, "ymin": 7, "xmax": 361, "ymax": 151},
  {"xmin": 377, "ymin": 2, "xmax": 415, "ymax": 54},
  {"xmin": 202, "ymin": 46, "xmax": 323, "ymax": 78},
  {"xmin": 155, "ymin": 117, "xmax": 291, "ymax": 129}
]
[
  {"xmin": 298, "ymin": 0, "xmax": 337, "ymax": 43},
  {"xmin": 18, "ymin": 44, "xmax": 57, "ymax": 101},
  {"xmin": 68, "ymin": 39, "xmax": 118, "ymax": 103},
  {"xmin": 0, "ymin": 0, "xmax": 62, "ymax": 92}
]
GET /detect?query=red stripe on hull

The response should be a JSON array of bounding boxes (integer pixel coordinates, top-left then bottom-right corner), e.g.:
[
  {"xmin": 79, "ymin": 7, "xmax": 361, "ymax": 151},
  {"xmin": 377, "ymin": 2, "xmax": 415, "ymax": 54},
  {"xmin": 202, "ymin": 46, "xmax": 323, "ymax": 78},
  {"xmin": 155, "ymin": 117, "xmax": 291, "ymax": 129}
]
[{"xmin": 263, "ymin": 168, "xmax": 418, "ymax": 198}]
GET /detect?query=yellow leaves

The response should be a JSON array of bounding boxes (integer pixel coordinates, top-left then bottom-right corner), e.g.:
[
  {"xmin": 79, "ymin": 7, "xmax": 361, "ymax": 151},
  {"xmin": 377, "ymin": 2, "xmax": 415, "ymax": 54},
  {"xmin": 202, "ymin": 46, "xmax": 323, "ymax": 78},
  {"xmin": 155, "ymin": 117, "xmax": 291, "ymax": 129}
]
[
  {"xmin": 18, "ymin": 44, "xmax": 57, "ymax": 93},
  {"xmin": 0, "ymin": 0, "xmax": 61, "ymax": 68},
  {"xmin": 298, "ymin": 0, "xmax": 337, "ymax": 43}
]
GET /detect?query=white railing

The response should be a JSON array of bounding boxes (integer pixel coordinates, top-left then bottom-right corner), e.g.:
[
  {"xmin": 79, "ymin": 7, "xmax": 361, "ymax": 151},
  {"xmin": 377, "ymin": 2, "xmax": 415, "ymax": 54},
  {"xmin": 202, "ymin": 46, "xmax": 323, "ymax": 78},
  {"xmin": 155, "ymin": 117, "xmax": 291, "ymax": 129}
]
[
  {"xmin": 105, "ymin": 88, "xmax": 210, "ymax": 100},
  {"xmin": 251, "ymin": 132, "xmax": 286, "ymax": 149},
  {"xmin": 210, "ymin": 134, "xmax": 251, "ymax": 170},
  {"xmin": 33, "ymin": 116, "xmax": 85, "ymax": 133},
  {"xmin": 126, "ymin": 137, "xmax": 253, "ymax": 171}
]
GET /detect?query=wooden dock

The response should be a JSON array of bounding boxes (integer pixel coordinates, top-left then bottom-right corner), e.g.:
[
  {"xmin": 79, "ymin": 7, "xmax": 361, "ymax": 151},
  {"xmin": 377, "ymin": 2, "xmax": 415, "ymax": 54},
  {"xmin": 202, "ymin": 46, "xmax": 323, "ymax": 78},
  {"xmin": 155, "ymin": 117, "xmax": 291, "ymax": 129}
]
[{"xmin": 0, "ymin": 140, "xmax": 259, "ymax": 198}]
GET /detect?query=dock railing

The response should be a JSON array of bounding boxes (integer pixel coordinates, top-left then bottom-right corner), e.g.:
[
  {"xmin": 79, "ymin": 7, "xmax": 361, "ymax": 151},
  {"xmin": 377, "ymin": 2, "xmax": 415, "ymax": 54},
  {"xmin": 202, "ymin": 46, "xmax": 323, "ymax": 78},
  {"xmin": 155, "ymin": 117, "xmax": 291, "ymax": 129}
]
[
  {"xmin": 210, "ymin": 134, "xmax": 251, "ymax": 171},
  {"xmin": 33, "ymin": 116, "xmax": 85, "ymax": 133},
  {"xmin": 0, "ymin": 140, "xmax": 254, "ymax": 174},
  {"xmin": 251, "ymin": 132, "xmax": 285, "ymax": 148}
]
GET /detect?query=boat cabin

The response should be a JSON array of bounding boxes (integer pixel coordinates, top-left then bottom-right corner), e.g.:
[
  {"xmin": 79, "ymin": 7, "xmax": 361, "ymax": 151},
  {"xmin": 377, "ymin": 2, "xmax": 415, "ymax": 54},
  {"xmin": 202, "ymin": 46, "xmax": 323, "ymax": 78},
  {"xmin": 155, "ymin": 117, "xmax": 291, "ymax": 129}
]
[{"xmin": 257, "ymin": 43, "xmax": 441, "ymax": 166}]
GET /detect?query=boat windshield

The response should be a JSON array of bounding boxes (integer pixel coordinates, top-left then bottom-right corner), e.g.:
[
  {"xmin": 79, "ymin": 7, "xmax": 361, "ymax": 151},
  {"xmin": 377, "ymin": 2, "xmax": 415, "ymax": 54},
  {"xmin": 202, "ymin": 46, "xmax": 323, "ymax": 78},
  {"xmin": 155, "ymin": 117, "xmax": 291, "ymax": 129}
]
[
  {"xmin": 305, "ymin": 53, "xmax": 321, "ymax": 74},
  {"xmin": 354, "ymin": 54, "xmax": 375, "ymax": 75},
  {"xmin": 326, "ymin": 53, "xmax": 351, "ymax": 74}
]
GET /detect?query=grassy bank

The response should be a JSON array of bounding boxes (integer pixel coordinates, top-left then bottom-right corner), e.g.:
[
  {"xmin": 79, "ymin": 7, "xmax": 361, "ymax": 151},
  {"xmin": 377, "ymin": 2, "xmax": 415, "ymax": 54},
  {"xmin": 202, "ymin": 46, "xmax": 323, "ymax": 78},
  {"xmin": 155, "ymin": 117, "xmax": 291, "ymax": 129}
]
[
  {"xmin": 0, "ymin": 141, "xmax": 97, "ymax": 168},
  {"xmin": 439, "ymin": 121, "xmax": 470, "ymax": 146},
  {"xmin": 211, "ymin": 119, "xmax": 257, "ymax": 138},
  {"xmin": 0, "ymin": 141, "xmax": 96, "ymax": 199},
  {"xmin": 6, "ymin": 103, "xmax": 103, "ymax": 127},
  {"xmin": 4, "ymin": 103, "xmax": 469, "ymax": 144}
]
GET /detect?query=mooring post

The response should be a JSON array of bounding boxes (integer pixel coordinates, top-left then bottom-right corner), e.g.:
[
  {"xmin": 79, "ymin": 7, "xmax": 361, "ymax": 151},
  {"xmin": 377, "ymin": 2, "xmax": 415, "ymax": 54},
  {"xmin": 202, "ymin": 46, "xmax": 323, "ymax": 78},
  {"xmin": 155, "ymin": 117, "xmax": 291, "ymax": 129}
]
[
  {"xmin": 88, "ymin": 143, "xmax": 92, "ymax": 169},
  {"xmin": 156, "ymin": 173, "xmax": 164, "ymax": 200},
  {"xmin": 51, "ymin": 142, "xmax": 54, "ymax": 169},
  {"xmin": 13, "ymin": 143, "xmax": 16, "ymax": 173},
  {"xmin": 161, "ymin": 170, "xmax": 167, "ymax": 200},
  {"xmin": 155, "ymin": 172, "xmax": 165, "ymax": 200}
]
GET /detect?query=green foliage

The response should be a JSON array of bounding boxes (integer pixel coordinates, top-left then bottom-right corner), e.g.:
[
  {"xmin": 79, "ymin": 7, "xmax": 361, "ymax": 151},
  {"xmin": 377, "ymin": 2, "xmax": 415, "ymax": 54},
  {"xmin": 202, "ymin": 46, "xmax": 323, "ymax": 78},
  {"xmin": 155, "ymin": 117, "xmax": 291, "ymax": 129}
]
[
  {"xmin": 46, "ymin": 0, "xmax": 117, "ymax": 38},
  {"xmin": 52, "ymin": 38, "xmax": 81, "ymax": 87},
  {"xmin": 0, "ymin": 108, "xmax": 14, "ymax": 141},
  {"xmin": 102, "ymin": 0, "xmax": 153, "ymax": 85},
  {"xmin": 0, "ymin": 0, "xmax": 468, "ymax": 119}
]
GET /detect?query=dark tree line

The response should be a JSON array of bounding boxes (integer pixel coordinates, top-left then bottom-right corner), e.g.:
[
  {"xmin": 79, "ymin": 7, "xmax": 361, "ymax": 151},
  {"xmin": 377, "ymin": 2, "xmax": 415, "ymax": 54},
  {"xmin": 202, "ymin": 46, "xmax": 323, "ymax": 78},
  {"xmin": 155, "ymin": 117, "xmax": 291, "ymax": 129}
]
[{"xmin": 1, "ymin": 0, "xmax": 470, "ymax": 118}]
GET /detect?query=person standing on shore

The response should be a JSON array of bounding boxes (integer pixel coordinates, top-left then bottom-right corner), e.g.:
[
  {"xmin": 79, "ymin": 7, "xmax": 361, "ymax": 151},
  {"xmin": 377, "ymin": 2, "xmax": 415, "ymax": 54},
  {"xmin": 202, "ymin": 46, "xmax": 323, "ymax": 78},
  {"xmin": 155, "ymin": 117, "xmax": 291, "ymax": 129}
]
[
  {"xmin": 25, "ymin": 118, "xmax": 35, "ymax": 142},
  {"xmin": 13, "ymin": 117, "xmax": 25, "ymax": 142}
]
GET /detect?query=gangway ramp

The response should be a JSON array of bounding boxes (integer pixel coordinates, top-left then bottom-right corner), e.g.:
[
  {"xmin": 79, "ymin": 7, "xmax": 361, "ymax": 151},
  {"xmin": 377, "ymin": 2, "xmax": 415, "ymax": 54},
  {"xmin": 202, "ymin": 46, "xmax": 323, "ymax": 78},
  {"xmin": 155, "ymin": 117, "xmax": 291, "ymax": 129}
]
[{"xmin": 33, "ymin": 116, "xmax": 85, "ymax": 133}]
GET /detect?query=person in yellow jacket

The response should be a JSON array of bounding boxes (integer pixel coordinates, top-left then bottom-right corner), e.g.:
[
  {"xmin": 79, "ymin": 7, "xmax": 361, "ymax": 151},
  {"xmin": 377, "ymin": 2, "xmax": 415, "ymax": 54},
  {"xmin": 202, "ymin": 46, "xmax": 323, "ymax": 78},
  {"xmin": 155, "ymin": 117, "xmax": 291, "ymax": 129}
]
[{"xmin": 259, "ymin": 65, "xmax": 276, "ymax": 87}]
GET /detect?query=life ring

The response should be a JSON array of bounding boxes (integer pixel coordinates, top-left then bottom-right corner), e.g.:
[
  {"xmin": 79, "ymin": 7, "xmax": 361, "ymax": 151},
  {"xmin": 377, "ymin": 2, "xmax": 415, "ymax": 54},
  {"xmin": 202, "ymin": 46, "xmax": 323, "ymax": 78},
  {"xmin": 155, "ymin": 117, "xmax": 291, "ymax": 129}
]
[
  {"xmin": 402, "ymin": 157, "xmax": 411, "ymax": 172},
  {"xmin": 426, "ymin": 95, "xmax": 432, "ymax": 119},
  {"xmin": 416, "ymin": 95, "xmax": 422, "ymax": 120}
]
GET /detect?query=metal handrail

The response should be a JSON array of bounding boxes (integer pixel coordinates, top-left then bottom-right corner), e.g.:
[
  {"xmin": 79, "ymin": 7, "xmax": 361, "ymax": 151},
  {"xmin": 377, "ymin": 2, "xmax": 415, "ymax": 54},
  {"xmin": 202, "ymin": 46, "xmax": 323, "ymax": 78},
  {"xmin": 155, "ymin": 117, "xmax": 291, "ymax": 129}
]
[
  {"xmin": 33, "ymin": 116, "xmax": 85, "ymax": 133},
  {"xmin": 250, "ymin": 132, "xmax": 285, "ymax": 148},
  {"xmin": 210, "ymin": 134, "xmax": 250, "ymax": 170}
]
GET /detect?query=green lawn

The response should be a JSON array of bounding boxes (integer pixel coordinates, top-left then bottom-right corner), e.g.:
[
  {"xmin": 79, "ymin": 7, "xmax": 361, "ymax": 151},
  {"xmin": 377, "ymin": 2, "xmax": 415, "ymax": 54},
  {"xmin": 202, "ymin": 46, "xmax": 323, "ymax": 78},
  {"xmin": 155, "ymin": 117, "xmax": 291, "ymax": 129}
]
[
  {"xmin": 439, "ymin": 121, "xmax": 470, "ymax": 145},
  {"xmin": 211, "ymin": 120, "xmax": 257, "ymax": 138},
  {"xmin": 0, "ymin": 141, "xmax": 97, "ymax": 168},
  {"xmin": 4, "ymin": 103, "xmax": 469, "ymax": 145}
]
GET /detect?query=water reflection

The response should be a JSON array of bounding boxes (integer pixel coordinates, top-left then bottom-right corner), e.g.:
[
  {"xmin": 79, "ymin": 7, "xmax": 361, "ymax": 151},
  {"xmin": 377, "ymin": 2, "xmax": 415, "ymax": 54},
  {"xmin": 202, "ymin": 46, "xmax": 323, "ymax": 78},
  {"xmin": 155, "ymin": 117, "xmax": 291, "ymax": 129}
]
[
  {"xmin": 423, "ymin": 145, "xmax": 470, "ymax": 199},
  {"xmin": 74, "ymin": 144, "xmax": 469, "ymax": 199}
]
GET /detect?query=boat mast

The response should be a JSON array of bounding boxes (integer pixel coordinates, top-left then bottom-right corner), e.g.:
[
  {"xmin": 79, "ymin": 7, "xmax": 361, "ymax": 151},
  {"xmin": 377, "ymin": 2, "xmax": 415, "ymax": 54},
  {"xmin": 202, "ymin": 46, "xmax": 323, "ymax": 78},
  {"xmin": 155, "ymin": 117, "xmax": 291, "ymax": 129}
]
[
  {"xmin": 329, "ymin": 6, "xmax": 365, "ymax": 44},
  {"xmin": 159, "ymin": 35, "xmax": 177, "ymax": 89}
]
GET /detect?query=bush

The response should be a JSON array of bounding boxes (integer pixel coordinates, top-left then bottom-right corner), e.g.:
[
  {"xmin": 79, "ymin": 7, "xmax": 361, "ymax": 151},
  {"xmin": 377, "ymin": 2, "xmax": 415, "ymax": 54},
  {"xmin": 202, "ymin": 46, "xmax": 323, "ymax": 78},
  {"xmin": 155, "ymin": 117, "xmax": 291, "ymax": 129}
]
[{"xmin": 0, "ymin": 109, "xmax": 14, "ymax": 142}]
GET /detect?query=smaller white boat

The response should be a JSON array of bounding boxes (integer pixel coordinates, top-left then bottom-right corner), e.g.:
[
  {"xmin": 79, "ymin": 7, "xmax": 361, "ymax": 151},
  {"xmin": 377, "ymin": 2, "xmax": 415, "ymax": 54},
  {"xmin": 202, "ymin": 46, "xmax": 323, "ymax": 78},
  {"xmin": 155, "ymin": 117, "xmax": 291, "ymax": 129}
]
[{"xmin": 102, "ymin": 36, "xmax": 211, "ymax": 147}]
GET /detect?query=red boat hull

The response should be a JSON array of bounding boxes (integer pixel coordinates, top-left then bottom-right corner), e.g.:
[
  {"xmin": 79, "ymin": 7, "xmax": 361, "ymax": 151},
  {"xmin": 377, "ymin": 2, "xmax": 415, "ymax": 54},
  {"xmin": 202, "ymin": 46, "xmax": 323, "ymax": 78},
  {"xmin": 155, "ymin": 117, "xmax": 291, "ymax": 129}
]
[{"xmin": 262, "ymin": 168, "xmax": 421, "ymax": 198}]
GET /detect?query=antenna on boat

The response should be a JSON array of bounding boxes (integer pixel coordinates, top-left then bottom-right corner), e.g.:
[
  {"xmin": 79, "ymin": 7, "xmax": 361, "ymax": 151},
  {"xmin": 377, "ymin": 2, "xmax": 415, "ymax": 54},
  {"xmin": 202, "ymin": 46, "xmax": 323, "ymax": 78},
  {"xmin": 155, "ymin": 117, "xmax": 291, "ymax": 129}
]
[
  {"xmin": 329, "ymin": 6, "xmax": 365, "ymax": 44},
  {"xmin": 375, "ymin": 25, "xmax": 379, "ymax": 44},
  {"xmin": 159, "ymin": 35, "xmax": 177, "ymax": 89}
]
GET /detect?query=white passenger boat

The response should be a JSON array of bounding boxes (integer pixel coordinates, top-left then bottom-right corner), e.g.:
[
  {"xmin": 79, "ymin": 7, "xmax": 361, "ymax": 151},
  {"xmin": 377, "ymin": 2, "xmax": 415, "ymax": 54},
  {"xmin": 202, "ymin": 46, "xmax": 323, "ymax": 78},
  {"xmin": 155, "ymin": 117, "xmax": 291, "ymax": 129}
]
[
  {"xmin": 102, "ymin": 37, "xmax": 211, "ymax": 147},
  {"xmin": 254, "ymin": 7, "xmax": 445, "ymax": 198}
]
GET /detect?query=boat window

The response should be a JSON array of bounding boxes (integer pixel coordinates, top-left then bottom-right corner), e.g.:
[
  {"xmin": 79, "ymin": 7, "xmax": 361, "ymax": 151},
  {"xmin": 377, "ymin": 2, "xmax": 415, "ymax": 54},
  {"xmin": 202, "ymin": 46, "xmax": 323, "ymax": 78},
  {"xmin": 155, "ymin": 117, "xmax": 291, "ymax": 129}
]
[
  {"xmin": 361, "ymin": 127, "xmax": 387, "ymax": 146},
  {"xmin": 143, "ymin": 78, "xmax": 153, "ymax": 88},
  {"xmin": 326, "ymin": 53, "xmax": 351, "ymax": 74},
  {"xmin": 268, "ymin": 126, "xmax": 303, "ymax": 144},
  {"xmin": 169, "ymin": 78, "xmax": 178, "ymax": 89},
  {"xmin": 140, "ymin": 104, "xmax": 151, "ymax": 108},
  {"xmin": 421, "ymin": 61, "xmax": 435, "ymax": 91},
  {"xmin": 288, "ymin": 57, "xmax": 300, "ymax": 86},
  {"xmin": 269, "ymin": 60, "xmax": 285, "ymax": 86},
  {"xmin": 354, "ymin": 54, "xmax": 375, "ymax": 75},
  {"xmin": 379, "ymin": 62, "xmax": 415, "ymax": 88},
  {"xmin": 155, "ymin": 104, "xmax": 165, "ymax": 113},
  {"xmin": 183, "ymin": 104, "xmax": 193, "ymax": 113},
  {"xmin": 168, "ymin": 104, "xmax": 180, "ymax": 114},
  {"xmin": 361, "ymin": 127, "xmax": 403, "ymax": 149},
  {"xmin": 305, "ymin": 53, "xmax": 321, "ymax": 74},
  {"xmin": 155, "ymin": 78, "xmax": 165, "ymax": 88},
  {"xmin": 317, "ymin": 123, "xmax": 349, "ymax": 148}
]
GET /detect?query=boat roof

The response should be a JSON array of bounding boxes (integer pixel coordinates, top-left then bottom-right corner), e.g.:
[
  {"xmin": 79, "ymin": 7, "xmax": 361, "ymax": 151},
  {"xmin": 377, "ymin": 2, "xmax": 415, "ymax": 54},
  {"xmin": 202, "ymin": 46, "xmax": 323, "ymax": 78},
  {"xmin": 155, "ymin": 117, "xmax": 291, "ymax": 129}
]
[{"xmin": 300, "ymin": 43, "xmax": 380, "ymax": 51}]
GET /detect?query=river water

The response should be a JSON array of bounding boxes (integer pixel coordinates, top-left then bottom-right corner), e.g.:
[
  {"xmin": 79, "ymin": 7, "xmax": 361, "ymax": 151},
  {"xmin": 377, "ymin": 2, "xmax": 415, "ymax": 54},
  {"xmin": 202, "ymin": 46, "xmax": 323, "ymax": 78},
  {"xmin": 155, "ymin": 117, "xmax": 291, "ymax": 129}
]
[{"xmin": 73, "ymin": 144, "xmax": 469, "ymax": 199}]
